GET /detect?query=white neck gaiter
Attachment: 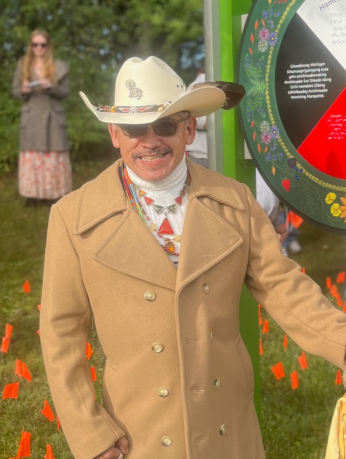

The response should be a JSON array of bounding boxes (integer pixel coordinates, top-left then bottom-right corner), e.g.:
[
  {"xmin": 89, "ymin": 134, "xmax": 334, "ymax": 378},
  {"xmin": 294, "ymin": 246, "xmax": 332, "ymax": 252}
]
[{"xmin": 126, "ymin": 157, "xmax": 189, "ymax": 267}]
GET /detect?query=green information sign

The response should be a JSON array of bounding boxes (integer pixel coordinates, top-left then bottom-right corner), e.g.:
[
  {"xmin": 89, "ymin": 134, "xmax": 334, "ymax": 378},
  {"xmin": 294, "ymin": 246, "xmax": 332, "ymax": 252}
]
[{"xmin": 238, "ymin": 0, "xmax": 346, "ymax": 232}]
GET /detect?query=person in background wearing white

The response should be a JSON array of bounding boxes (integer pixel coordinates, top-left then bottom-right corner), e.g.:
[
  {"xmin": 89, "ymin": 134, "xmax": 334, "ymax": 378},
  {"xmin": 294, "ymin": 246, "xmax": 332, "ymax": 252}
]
[{"xmin": 256, "ymin": 169, "xmax": 279, "ymax": 223}]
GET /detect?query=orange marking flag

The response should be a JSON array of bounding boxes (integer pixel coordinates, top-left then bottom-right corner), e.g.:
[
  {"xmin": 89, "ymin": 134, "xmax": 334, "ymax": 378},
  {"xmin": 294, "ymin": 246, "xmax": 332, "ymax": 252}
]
[
  {"xmin": 259, "ymin": 339, "xmax": 264, "ymax": 356},
  {"xmin": 56, "ymin": 416, "xmax": 61, "ymax": 432},
  {"xmin": 262, "ymin": 320, "xmax": 269, "ymax": 335},
  {"xmin": 90, "ymin": 367, "xmax": 97, "ymax": 382},
  {"xmin": 3, "ymin": 382, "xmax": 19, "ymax": 400},
  {"xmin": 298, "ymin": 351, "xmax": 308, "ymax": 370},
  {"xmin": 326, "ymin": 277, "xmax": 332, "ymax": 290},
  {"xmin": 1, "ymin": 337, "xmax": 10, "ymax": 353},
  {"xmin": 15, "ymin": 360, "xmax": 23, "ymax": 377},
  {"xmin": 330, "ymin": 285, "xmax": 339, "ymax": 298},
  {"xmin": 85, "ymin": 342, "xmax": 93, "ymax": 360},
  {"xmin": 37, "ymin": 330, "xmax": 40, "ymax": 336},
  {"xmin": 22, "ymin": 364, "xmax": 32, "ymax": 382},
  {"xmin": 271, "ymin": 362, "xmax": 285, "ymax": 381},
  {"xmin": 20, "ymin": 431, "xmax": 31, "ymax": 457},
  {"xmin": 258, "ymin": 304, "xmax": 262, "ymax": 326},
  {"xmin": 343, "ymin": 302, "xmax": 346, "ymax": 313},
  {"xmin": 283, "ymin": 334, "xmax": 288, "ymax": 351},
  {"xmin": 15, "ymin": 443, "xmax": 22, "ymax": 459},
  {"xmin": 41, "ymin": 400, "xmax": 55, "ymax": 422},
  {"xmin": 336, "ymin": 271, "xmax": 346, "ymax": 284},
  {"xmin": 38, "ymin": 304, "xmax": 41, "ymax": 311},
  {"xmin": 23, "ymin": 280, "xmax": 30, "ymax": 294},
  {"xmin": 291, "ymin": 371, "xmax": 299, "ymax": 390},
  {"xmin": 302, "ymin": 267, "xmax": 306, "ymax": 274},
  {"xmin": 44, "ymin": 444, "xmax": 54, "ymax": 459},
  {"xmin": 5, "ymin": 324, "xmax": 13, "ymax": 339},
  {"xmin": 335, "ymin": 369, "xmax": 343, "ymax": 385},
  {"xmin": 287, "ymin": 211, "xmax": 304, "ymax": 229}
]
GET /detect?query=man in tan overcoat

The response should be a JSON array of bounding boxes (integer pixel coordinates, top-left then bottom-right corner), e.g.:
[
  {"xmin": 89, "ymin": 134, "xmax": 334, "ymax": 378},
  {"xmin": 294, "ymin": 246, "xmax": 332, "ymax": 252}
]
[{"xmin": 40, "ymin": 57, "xmax": 346, "ymax": 459}]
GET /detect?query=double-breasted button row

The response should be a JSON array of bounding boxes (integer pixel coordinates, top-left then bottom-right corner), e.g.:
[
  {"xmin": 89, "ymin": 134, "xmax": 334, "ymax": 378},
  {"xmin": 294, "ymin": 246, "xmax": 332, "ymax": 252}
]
[
  {"xmin": 146, "ymin": 293, "xmax": 171, "ymax": 445},
  {"xmin": 202, "ymin": 284, "xmax": 225, "ymax": 437},
  {"xmin": 144, "ymin": 292, "xmax": 172, "ymax": 447}
]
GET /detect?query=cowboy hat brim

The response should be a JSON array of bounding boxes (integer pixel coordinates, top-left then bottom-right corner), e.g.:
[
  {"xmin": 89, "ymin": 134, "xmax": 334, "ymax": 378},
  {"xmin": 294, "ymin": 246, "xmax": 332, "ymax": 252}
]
[{"xmin": 79, "ymin": 86, "xmax": 228, "ymax": 125}]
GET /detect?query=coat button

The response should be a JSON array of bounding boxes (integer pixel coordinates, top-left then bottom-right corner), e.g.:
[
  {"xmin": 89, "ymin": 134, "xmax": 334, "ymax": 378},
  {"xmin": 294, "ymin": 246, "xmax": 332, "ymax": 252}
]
[
  {"xmin": 152, "ymin": 343, "xmax": 164, "ymax": 353},
  {"xmin": 144, "ymin": 291, "xmax": 156, "ymax": 301},
  {"xmin": 161, "ymin": 436, "xmax": 172, "ymax": 447},
  {"xmin": 158, "ymin": 387, "xmax": 169, "ymax": 397},
  {"xmin": 214, "ymin": 379, "xmax": 221, "ymax": 390},
  {"xmin": 220, "ymin": 425, "xmax": 226, "ymax": 435},
  {"xmin": 203, "ymin": 283, "xmax": 210, "ymax": 294}
]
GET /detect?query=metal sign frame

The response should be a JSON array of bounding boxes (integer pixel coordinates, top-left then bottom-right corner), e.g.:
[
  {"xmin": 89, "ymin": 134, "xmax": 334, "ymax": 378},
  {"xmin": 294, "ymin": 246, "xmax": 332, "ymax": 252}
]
[{"xmin": 204, "ymin": 0, "xmax": 261, "ymax": 419}]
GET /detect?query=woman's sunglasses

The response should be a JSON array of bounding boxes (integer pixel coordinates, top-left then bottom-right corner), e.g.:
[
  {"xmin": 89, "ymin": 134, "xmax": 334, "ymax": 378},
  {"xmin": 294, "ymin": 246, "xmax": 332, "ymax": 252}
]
[
  {"xmin": 117, "ymin": 113, "xmax": 191, "ymax": 139},
  {"xmin": 31, "ymin": 43, "xmax": 47, "ymax": 48}
]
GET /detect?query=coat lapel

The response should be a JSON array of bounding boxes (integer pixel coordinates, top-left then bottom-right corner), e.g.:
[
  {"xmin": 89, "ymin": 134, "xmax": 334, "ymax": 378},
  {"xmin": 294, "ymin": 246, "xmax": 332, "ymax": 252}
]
[
  {"xmin": 73, "ymin": 158, "xmax": 244, "ymax": 293},
  {"xmin": 73, "ymin": 159, "xmax": 176, "ymax": 291},
  {"xmin": 94, "ymin": 201, "xmax": 177, "ymax": 291},
  {"xmin": 176, "ymin": 160, "xmax": 244, "ymax": 291}
]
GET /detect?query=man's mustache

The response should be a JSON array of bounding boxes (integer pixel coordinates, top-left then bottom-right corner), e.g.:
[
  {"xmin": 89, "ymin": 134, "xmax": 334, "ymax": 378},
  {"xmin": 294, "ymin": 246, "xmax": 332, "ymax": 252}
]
[{"xmin": 132, "ymin": 147, "xmax": 173, "ymax": 160}]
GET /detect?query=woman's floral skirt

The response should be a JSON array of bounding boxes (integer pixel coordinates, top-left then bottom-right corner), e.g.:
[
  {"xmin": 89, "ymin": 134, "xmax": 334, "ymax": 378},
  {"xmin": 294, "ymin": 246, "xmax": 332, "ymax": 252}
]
[{"xmin": 19, "ymin": 151, "xmax": 73, "ymax": 199}]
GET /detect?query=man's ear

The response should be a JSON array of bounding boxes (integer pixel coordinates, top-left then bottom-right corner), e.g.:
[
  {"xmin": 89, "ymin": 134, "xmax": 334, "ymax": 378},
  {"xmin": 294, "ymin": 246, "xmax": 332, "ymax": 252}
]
[
  {"xmin": 108, "ymin": 124, "xmax": 120, "ymax": 148},
  {"xmin": 185, "ymin": 117, "xmax": 197, "ymax": 146}
]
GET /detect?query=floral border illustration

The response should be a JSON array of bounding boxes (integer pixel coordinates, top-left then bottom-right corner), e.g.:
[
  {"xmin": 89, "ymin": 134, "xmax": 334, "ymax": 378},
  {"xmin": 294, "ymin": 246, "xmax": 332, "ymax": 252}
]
[{"xmin": 240, "ymin": 0, "xmax": 346, "ymax": 229}]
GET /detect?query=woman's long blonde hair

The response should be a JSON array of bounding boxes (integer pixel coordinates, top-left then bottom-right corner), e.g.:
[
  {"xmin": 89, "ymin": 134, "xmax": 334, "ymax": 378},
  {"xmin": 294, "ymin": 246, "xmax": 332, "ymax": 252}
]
[{"xmin": 22, "ymin": 30, "xmax": 56, "ymax": 84}]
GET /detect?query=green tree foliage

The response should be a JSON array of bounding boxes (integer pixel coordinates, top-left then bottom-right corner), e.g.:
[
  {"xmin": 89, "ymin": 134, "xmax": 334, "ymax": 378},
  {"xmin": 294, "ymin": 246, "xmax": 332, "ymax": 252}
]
[{"xmin": 0, "ymin": 0, "xmax": 204, "ymax": 172}]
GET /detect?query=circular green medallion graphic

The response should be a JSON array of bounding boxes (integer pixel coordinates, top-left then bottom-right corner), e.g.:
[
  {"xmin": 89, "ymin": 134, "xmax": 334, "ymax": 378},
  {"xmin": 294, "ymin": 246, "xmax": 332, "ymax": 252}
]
[{"xmin": 238, "ymin": 0, "xmax": 346, "ymax": 232}]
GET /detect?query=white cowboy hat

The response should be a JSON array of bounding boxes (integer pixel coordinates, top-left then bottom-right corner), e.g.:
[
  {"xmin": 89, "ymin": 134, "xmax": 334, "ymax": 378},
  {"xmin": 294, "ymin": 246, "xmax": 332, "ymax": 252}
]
[{"xmin": 79, "ymin": 56, "xmax": 245, "ymax": 125}]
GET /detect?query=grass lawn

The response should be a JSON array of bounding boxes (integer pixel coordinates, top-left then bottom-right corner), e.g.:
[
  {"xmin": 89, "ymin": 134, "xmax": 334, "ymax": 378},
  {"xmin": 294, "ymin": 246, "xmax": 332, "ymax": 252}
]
[{"xmin": 1, "ymin": 158, "xmax": 346, "ymax": 459}]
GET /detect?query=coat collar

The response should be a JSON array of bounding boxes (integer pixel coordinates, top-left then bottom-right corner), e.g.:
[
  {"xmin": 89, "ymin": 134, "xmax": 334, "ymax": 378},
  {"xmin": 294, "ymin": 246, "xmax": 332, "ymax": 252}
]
[
  {"xmin": 73, "ymin": 160, "xmax": 127, "ymax": 235},
  {"xmin": 73, "ymin": 158, "xmax": 244, "ymax": 291},
  {"xmin": 73, "ymin": 157, "xmax": 244, "ymax": 236}
]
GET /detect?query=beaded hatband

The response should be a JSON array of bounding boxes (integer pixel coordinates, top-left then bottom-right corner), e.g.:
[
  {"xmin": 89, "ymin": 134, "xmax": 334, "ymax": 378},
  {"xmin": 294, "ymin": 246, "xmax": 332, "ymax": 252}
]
[{"xmin": 97, "ymin": 101, "xmax": 172, "ymax": 114}]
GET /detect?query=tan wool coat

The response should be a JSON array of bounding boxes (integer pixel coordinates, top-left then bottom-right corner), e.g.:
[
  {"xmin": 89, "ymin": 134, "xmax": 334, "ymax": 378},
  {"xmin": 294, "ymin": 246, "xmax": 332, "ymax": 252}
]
[
  {"xmin": 12, "ymin": 58, "xmax": 70, "ymax": 152},
  {"xmin": 40, "ymin": 158, "xmax": 346, "ymax": 459}
]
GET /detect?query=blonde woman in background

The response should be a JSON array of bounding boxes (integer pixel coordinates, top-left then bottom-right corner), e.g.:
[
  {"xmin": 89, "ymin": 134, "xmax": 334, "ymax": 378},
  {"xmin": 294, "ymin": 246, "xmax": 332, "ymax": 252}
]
[{"xmin": 12, "ymin": 29, "xmax": 72, "ymax": 206}]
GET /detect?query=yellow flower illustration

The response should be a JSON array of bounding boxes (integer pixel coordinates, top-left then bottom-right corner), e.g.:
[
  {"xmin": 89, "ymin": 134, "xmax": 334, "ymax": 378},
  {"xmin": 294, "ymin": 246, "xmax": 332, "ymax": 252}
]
[
  {"xmin": 325, "ymin": 192, "xmax": 336, "ymax": 204},
  {"xmin": 339, "ymin": 195, "xmax": 346, "ymax": 222},
  {"xmin": 331, "ymin": 203, "xmax": 342, "ymax": 217}
]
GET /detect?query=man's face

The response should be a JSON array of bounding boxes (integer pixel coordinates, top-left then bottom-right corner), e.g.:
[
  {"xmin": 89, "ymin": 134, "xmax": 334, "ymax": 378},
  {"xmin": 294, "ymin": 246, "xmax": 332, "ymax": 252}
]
[{"xmin": 108, "ymin": 112, "xmax": 197, "ymax": 181}]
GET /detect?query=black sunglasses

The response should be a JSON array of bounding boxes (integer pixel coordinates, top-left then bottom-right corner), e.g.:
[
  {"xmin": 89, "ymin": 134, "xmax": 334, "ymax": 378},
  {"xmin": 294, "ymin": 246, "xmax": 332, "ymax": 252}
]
[
  {"xmin": 32, "ymin": 42, "xmax": 47, "ymax": 48},
  {"xmin": 117, "ymin": 113, "xmax": 191, "ymax": 139}
]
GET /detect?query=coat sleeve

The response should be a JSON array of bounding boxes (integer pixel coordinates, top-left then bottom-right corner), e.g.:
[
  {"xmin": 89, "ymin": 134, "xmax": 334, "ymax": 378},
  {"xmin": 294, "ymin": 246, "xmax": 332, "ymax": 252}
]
[
  {"xmin": 243, "ymin": 184, "xmax": 346, "ymax": 369},
  {"xmin": 46, "ymin": 65, "xmax": 70, "ymax": 99},
  {"xmin": 12, "ymin": 60, "xmax": 30, "ymax": 101},
  {"xmin": 40, "ymin": 204, "xmax": 126, "ymax": 459}
]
